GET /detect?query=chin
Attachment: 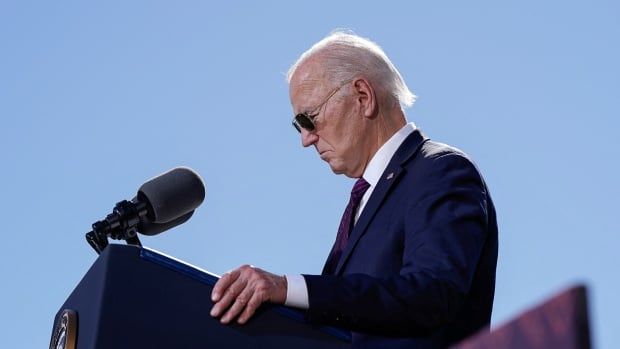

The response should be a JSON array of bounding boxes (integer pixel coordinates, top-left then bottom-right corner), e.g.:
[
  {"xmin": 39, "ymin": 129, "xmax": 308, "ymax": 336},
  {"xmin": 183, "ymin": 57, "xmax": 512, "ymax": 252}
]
[
  {"xmin": 328, "ymin": 161, "xmax": 355, "ymax": 177},
  {"xmin": 329, "ymin": 166, "xmax": 344, "ymax": 175},
  {"xmin": 327, "ymin": 161, "xmax": 345, "ymax": 175}
]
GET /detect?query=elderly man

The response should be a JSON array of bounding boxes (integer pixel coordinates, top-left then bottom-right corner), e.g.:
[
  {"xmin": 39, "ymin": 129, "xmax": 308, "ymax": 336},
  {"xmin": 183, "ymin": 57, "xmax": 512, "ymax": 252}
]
[{"xmin": 211, "ymin": 31, "xmax": 498, "ymax": 349}]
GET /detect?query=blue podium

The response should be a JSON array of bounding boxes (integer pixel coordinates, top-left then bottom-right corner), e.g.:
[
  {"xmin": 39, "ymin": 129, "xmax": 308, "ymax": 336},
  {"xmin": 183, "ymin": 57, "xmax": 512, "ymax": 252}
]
[{"xmin": 50, "ymin": 244, "xmax": 351, "ymax": 348}]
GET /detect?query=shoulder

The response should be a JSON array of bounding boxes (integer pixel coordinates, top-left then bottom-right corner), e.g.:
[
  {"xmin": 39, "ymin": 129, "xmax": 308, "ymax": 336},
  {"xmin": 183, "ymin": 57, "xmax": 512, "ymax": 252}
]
[
  {"xmin": 396, "ymin": 139, "xmax": 489, "ymax": 202},
  {"xmin": 420, "ymin": 140, "xmax": 469, "ymax": 162},
  {"xmin": 411, "ymin": 140, "xmax": 482, "ymax": 177}
]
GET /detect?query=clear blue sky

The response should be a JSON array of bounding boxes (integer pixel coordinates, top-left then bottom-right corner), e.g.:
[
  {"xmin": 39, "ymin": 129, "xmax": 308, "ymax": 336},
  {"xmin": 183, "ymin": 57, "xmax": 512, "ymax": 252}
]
[{"xmin": 1, "ymin": 1, "xmax": 618, "ymax": 347}]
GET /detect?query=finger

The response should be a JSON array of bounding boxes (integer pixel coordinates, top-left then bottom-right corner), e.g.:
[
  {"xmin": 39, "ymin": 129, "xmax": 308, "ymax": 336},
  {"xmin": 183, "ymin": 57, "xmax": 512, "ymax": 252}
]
[
  {"xmin": 220, "ymin": 287, "xmax": 254, "ymax": 324},
  {"xmin": 237, "ymin": 290, "xmax": 265, "ymax": 324},
  {"xmin": 211, "ymin": 277, "xmax": 248, "ymax": 317},
  {"xmin": 212, "ymin": 269, "xmax": 240, "ymax": 302}
]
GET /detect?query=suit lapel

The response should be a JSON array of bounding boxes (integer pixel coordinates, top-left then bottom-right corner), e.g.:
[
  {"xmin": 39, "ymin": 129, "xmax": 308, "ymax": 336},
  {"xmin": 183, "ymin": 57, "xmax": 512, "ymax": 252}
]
[{"xmin": 334, "ymin": 129, "xmax": 429, "ymax": 275}]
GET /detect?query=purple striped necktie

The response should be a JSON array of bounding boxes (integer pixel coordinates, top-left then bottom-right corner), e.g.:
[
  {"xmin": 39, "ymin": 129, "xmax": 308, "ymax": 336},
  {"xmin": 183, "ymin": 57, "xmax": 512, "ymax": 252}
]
[{"xmin": 323, "ymin": 177, "xmax": 371, "ymax": 275}]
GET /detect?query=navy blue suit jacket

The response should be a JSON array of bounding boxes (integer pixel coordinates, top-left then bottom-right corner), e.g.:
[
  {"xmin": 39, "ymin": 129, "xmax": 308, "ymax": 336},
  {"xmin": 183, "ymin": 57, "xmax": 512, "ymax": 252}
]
[{"xmin": 303, "ymin": 129, "xmax": 498, "ymax": 348}]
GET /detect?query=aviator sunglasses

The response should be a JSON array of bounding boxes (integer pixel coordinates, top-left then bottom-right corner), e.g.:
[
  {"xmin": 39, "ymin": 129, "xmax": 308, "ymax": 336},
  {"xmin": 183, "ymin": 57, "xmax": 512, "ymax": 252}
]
[{"xmin": 292, "ymin": 79, "xmax": 353, "ymax": 133}]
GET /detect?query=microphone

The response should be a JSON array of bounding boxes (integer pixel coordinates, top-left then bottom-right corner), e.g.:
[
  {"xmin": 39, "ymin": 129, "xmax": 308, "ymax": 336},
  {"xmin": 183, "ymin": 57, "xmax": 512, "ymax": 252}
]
[
  {"xmin": 85, "ymin": 167, "xmax": 206, "ymax": 253},
  {"xmin": 136, "ymin": 166, "xmax": 205, "ymax": 225}
]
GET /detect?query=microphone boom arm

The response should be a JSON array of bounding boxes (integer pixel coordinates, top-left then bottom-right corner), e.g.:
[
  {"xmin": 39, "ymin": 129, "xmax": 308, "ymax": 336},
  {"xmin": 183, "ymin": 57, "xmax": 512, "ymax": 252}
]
[{"xmin": 85, "ymin": 200, "xmax": 147, "ymax": 254}]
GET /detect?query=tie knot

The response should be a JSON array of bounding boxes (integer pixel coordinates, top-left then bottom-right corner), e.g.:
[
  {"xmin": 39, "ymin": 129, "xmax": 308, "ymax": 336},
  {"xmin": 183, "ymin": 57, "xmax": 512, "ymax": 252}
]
[{"xmin": 351, "ymin": 178, "xmax": 370, "ymax": 201}]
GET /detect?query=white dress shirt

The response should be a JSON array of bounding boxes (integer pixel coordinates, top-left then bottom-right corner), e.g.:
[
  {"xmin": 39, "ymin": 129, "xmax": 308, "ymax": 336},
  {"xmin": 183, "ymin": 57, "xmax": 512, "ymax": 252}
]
[{"xmin": 285, "ymin": 122, "xmax": 417, "ymax": 309}]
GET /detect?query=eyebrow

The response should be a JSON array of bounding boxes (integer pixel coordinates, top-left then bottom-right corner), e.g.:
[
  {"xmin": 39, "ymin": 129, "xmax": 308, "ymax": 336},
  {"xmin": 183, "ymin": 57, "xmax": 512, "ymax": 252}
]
[{"xmin": 297, "ymin": 104, "xmax": 318, "ymax": 115}]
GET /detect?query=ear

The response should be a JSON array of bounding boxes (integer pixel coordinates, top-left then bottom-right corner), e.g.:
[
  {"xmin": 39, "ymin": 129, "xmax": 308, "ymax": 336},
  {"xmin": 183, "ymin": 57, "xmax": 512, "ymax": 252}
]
[{"xmin": 352, "ymin": 78, "xmax": 378, "ymax": 119}]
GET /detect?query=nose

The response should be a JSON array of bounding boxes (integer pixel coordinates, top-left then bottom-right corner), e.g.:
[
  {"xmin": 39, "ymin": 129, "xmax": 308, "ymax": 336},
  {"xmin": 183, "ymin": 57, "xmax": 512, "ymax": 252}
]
[{"xmin": 300, "ymin": 128, "xmax": 319, "ymax": 147}]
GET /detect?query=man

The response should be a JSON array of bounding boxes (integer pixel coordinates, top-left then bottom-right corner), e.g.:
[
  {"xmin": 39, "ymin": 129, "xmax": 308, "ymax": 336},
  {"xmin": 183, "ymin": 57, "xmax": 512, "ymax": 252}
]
[{"xmin": 210, "ymin": 31, "xmax": 498, "ymax": 349}]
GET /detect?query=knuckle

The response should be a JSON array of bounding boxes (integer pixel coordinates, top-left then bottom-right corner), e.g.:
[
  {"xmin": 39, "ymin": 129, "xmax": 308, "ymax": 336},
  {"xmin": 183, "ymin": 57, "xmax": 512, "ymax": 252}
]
[
  {"xmin": 230, "ymin": 304, "xmax": 241, "ymax": 314},
  {"xmin": 253, "ymin": 289, "xmax": 265, "ymax": 301},
  {"xmin": 259, "ymin": 290, "xmax": 270, "ymax": 302},
  {"xmin": 256, "ymin": 280, "xmax": 269, "ymax": 291},
  {"xmin": 244, "ymin": 303, "xmax": 256, "ymax": 315},
  {"xmin": 249, "ymin": 298, "xmax": 261, "ymax": 308},
  {"xmin": 225, "ymin": 290, "xmax": 237, "ymax": 301}
]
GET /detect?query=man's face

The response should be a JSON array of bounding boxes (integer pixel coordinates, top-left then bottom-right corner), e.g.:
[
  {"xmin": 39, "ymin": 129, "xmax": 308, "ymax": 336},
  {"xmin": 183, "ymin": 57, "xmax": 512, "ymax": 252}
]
[{"xmin": 289, "ymin": 62, "xmax": 367, "ymax": 178}]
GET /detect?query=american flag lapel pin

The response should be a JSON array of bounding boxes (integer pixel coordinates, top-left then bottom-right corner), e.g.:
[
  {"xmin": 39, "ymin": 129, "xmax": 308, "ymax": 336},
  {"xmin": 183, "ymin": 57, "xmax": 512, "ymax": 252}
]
[{"xmin": 386, "ymin": 172, "xmax": 394, "ymax": 180}]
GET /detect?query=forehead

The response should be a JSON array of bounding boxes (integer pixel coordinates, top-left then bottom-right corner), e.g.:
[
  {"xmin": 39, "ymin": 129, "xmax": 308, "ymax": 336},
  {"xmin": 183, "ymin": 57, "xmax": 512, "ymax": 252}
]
[{"xmin": 289, "ymin": 60, "xmax": 330, "ymax": 113}]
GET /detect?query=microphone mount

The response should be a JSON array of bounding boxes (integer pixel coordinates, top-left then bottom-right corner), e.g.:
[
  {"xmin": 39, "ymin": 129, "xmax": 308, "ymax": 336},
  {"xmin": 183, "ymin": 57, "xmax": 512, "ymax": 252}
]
[{"xmin": 85, "ymin": 200, "xmax": 148, "ymax": 254}]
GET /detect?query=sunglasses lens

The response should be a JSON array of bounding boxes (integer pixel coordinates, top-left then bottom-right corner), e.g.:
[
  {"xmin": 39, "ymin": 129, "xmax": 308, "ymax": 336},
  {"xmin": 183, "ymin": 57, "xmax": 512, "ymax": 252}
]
[{"xmin": 294, "ymin": 114, "xmax": 314, "ymax": 132}]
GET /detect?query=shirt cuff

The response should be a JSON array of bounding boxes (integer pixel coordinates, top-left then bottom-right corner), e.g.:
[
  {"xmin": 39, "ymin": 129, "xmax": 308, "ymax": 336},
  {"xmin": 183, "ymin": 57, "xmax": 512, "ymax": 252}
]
[{"xmin": 284, "ymin": 274, "xmax": 309, "ymax": 309}]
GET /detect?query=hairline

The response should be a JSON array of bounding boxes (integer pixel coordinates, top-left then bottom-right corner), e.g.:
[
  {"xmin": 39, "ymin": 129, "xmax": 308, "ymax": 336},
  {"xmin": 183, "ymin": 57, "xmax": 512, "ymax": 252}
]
[{"xmin": 286, "ymin": 31, "xmax": 416, "ymax": 109}]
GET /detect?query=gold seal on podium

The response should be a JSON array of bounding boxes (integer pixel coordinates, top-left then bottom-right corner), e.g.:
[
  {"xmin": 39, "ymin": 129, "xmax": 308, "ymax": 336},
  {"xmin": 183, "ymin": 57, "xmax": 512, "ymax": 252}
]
[{"xmin": 50, "ymin": 309, "xmax": 77, "ymax": 349}]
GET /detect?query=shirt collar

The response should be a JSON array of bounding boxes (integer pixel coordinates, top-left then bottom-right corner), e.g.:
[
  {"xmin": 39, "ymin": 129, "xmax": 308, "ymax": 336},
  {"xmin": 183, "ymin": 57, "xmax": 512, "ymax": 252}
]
[{"xmin": 362, "ymin": 122, "xmax": 416, "ymax": 187}]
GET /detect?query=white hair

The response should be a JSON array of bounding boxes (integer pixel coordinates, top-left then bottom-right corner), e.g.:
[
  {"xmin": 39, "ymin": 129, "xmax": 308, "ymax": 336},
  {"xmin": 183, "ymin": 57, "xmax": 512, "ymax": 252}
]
[{"xmin": 287, "ymin": 30, "xmax": 416, "ymax": 109}]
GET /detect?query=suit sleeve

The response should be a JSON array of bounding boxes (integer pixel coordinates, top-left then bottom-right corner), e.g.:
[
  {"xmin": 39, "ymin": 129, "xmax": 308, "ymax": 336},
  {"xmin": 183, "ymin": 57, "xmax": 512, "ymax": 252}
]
[{"xmin": 303, "ymin": 153, "xmax": 491, "ymax": 335}]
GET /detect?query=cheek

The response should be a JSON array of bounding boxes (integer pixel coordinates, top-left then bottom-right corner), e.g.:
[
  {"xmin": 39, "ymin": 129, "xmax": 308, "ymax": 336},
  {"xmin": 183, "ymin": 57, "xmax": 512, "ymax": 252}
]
[
  {"xmin": 326, "ymin": 101, "xmax": 358, "ymax": 154},
  {"xmin": 339, "ymin": 115, "xmax": 362, "ymax": 152},
  {"xmin": 338, "ymin": 133, "xmax": 358, "ymax": 159}
]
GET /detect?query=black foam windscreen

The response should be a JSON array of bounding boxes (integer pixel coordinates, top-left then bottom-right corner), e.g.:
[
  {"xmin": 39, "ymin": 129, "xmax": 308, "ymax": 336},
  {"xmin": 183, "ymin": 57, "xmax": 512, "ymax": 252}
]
[
  {"xmin": 138, "ymin": 211, "xmax": 195, "ymax": 236},
  {"xmin": 137, "ymin": 167, "xmax": 205, "ymax": 224}
]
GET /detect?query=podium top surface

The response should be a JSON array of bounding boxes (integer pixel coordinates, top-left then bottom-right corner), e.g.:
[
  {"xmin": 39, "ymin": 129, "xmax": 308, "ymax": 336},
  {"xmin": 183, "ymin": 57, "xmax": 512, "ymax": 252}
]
[{"xmin": 116, "ymin": 244, "xmax": 352, "ymax": 342}]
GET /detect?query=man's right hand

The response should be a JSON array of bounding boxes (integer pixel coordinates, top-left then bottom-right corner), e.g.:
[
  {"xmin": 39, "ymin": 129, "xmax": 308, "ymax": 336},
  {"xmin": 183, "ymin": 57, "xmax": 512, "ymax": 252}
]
[{"xmin": 210, "ymin": 265, "xmax": 288, "ymax": 324}]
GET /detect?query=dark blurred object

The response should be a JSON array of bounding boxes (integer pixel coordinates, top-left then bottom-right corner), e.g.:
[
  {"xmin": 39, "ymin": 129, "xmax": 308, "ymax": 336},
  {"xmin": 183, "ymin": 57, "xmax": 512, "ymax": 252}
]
[{"xmin": 451, "ymin": 285, "xmax": 591, "ymax": 349}]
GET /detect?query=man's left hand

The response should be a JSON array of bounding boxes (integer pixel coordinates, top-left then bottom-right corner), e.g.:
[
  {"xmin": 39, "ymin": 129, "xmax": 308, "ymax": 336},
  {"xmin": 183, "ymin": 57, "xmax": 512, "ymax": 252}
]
[{"xmin": 210, "ymin": 265, "xmax": 287, "ymax": 324}]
